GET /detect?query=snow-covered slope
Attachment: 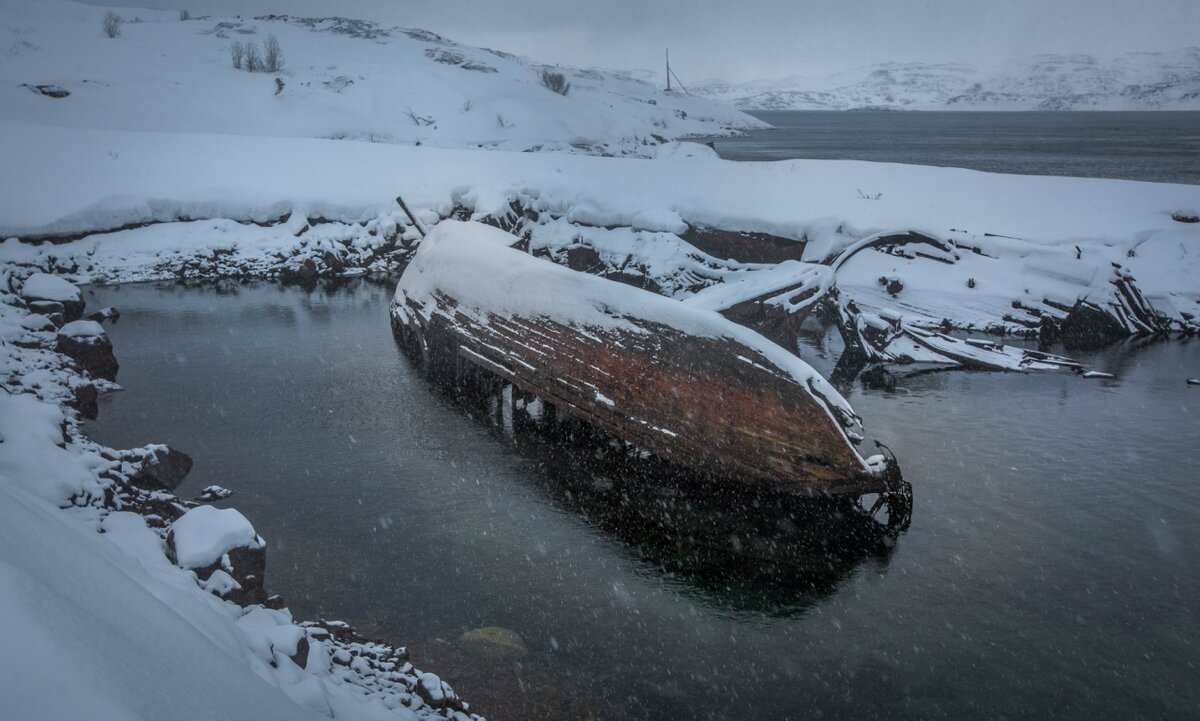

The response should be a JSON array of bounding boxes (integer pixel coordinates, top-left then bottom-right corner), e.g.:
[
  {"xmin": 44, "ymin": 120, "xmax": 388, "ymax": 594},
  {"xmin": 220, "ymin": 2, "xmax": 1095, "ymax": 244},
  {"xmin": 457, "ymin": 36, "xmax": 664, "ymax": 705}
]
[
  {"xmin": 695, "ymin": 48, "xmax": 1200, "ymax": 110},
  {"xmin": 0, "ymin": 0, "xmax": 763, "ymax": 153}
]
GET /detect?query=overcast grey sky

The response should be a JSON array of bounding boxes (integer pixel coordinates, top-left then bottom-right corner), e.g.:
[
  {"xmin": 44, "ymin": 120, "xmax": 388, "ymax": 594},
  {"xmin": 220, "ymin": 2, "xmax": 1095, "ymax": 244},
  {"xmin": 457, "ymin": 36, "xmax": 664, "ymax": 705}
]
[{"xmin": 96, "ymin": 0, "xmax": 1200, "ymax": 82}]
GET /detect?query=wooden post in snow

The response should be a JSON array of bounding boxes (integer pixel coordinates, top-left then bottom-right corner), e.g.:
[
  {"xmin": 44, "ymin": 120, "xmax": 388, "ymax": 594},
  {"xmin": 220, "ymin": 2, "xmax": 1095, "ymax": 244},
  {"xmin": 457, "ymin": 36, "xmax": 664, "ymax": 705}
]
[{"xmin": 395, "ymin": 195, "xmax": 426, "ymax": 238}]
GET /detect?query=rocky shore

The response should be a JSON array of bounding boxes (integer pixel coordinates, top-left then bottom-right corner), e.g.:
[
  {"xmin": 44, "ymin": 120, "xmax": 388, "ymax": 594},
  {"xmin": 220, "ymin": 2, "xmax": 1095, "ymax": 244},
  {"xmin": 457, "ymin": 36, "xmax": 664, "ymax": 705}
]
[{"xmin": 0, "ymin": 271, "xmax": 483, "ymax": 720}]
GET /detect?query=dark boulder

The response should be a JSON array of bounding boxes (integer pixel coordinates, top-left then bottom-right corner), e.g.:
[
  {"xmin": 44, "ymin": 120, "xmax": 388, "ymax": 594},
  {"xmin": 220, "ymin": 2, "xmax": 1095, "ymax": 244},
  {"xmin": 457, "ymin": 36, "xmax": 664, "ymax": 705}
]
[
  {"xmin": 290, "ymin": 635, "xmax": 309, "ymax": 669},
  {"xmin": 55, "ymin": 322, "xmax": 119, "ymax": 380},
  {"xmin": 297, "ymin": 258, "xmax": 317, "ymax": 279},
  {"xmin": 22, "ymin": 83, "xmax": 70, "ymax": 98},
  {"xmin": 69, "ymin": 383, "xmax": 99, "ymax": 420},
  {"xmin": 322, "ymin": 250, "xmax": 344, "ymax": 274},
  {"xmin": 27, "ymin": 300, "xmax": 65, "ymax": 316},
  {"xmin": 415, "ymin": 673, "xmax": 464, "ymax": 712},
  {"xmin": 1056, "ymin": 300, "xmax": 1126, "ymax": 349},
  {"xmin": 129, "ymin": 446, "xmax": 193, "ymax": 492},
  {"xmin": 176, "ymin": 543, "xmax": 267, "ymax": 606}
]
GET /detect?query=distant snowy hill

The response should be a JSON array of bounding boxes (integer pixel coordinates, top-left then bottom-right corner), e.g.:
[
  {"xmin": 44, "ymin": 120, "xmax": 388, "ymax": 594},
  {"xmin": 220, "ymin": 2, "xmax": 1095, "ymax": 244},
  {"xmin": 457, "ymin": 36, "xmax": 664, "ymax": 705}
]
[
  {"xmin": 0, "ymin": 0, "xmax": 763, "ymax": 154},
  {"xmin": 695, "ymin": 49, "xmax": 1200, "ymax": 110}
]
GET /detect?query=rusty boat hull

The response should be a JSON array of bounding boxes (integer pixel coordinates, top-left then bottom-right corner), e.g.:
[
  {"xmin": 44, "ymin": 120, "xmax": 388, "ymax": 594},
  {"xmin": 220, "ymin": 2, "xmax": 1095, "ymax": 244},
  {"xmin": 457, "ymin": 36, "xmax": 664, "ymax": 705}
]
[{"xmin": 392, "ymin": 221, "xmax": 903, "ymax": 498}]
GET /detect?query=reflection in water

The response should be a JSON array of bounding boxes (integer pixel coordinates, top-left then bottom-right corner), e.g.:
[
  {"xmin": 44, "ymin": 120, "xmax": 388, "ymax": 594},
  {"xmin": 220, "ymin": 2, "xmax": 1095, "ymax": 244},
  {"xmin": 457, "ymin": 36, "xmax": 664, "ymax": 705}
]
[{"xmin": 440, "ymin": 377, "xmax": 914, "ymax": 618}]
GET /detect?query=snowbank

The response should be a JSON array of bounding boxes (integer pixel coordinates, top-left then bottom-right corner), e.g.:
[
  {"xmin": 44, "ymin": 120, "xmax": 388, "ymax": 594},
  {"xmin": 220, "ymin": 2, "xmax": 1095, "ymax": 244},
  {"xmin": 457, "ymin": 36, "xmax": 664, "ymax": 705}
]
[
  {"xmin": 0, "ymin": 481, "xmax": 314, "ymax": 721},
  {"xmin": 0, "ymin": 393, "xmax": 98, "ymax": 505},
  {"xmin": 2, "ymin": 120, "xmax": 1196, "ymax": 247}
]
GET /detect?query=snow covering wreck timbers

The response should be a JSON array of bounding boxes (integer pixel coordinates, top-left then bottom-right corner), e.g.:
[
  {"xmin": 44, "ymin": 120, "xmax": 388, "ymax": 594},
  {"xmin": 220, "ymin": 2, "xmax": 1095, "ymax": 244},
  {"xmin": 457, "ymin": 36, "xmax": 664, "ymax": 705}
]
[
  {"xmin": 392, "ymin": 221, "xmax": 904, "ymax": 498},
  {"xmin": 0, "ymin": 275, "xmax": 483, "ymax": 719},
  {"xmin": 468, "ymin": 199, "xmax": 1198, "ymax": 362}
]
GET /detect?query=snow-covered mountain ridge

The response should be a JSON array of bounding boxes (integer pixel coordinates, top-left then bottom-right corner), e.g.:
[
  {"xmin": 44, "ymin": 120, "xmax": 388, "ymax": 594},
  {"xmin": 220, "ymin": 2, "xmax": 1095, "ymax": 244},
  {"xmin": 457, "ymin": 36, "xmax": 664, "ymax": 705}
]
[
  {"xmin": 695, "ymin": 49, "xmax": 1200, "ymax": 110},
  {"xmin": 0, "ymin": 0, "xmax": 763, "ymax": 154}
]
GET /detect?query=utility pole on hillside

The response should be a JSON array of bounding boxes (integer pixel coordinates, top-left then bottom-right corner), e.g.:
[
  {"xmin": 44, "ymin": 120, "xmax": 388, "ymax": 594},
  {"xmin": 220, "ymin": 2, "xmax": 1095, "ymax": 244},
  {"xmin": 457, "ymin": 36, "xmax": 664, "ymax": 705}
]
[{"xmin": 666, "ymin": 49, "xmax": 671, "ymax": 92}]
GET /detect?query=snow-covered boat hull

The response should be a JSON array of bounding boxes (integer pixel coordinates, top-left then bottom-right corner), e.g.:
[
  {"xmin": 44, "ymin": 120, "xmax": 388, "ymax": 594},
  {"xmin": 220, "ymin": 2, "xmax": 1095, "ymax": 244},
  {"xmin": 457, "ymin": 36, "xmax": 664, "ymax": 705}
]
[{"xmin": 392, "ymin": 222, "xmax": 903, "ymax": 497}]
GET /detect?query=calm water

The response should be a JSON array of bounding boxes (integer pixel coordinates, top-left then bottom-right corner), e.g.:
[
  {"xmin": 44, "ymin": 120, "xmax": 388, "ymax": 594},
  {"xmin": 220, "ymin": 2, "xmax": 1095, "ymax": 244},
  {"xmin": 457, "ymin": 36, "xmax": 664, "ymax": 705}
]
[
  {"xmin": 84, "ymin": 279, "xmax": 1200, "ymax": 721},
  {"xmin": 704, "ymin": 111, "xmax": 1200, "ymax": 185}
]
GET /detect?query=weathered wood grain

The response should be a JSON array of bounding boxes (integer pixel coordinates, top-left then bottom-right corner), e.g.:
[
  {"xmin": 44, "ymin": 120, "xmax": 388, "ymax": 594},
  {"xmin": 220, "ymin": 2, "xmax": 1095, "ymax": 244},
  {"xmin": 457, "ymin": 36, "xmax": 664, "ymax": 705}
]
[{"xmin": 394, "ymin": 292, "xmax": 897, "ymax": 497}]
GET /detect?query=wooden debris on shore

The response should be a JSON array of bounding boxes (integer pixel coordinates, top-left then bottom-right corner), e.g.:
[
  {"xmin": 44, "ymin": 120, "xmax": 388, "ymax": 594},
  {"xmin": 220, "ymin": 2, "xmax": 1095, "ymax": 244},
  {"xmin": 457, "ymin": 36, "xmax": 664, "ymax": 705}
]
[{"xmin": 838, "ymin": 298, "xmax": 1090, "ymax": 373}]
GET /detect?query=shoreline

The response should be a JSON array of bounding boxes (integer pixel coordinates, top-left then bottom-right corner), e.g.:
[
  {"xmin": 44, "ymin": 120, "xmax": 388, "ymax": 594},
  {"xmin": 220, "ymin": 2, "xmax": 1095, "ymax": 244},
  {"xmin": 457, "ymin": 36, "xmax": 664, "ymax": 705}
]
[{"xmin": 0, "ymin": 272, "xmax": 486, "ymax": 720}]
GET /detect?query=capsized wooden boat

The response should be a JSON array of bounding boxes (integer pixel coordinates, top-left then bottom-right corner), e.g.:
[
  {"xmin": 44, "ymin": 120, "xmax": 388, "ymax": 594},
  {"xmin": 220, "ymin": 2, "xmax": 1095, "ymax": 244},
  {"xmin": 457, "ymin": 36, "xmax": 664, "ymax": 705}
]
[{"xmin": 391, "ymin": 221, "xmax": 903, "ymax": 497}]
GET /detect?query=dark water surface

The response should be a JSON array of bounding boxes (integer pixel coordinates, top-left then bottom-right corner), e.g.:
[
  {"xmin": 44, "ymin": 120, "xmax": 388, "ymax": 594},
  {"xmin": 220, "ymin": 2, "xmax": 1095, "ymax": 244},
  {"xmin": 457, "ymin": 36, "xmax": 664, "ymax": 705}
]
[
  {"xmin": 84, "ymin": 279, "xmax": 1200, "ymax": 720},
  {"xmin": 704, "ymin": 111, "xmax": 1200, "ymax": 185}
]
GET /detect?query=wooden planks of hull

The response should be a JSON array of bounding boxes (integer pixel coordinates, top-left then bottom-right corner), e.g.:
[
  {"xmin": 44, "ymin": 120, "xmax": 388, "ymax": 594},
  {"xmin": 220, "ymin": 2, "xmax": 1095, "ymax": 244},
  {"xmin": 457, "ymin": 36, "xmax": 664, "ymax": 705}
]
[{"xmin": 391, "ymin": 221, "xmax": 901, "ymax": 498}]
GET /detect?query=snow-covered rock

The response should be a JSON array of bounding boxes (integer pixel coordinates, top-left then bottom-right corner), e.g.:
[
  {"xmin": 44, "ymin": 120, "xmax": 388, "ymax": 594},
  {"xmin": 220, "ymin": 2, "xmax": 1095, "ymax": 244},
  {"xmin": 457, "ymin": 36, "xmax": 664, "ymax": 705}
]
[
  {"xmin": 168, "ymin": 505, "xmax": 264, "ymax": 571},
  {"xmin": 56, "ymin": 320, "xmax": 118, "ymax": 380},
  {"xmin": 167, "ymin": 505, "xmax": 267, "ymax": 606},
  {"xmin": 58, "ymin": 319, "xmax": 104, "ymax": 338},
  {"xmin": 21, "ymin": 272, "xmax": 84, "ymax": 319},
  {"xmin": 87, "ymin": 306, "xmax": 120, "ymax": 323},
  {"xmin": 18, "ymin": 313, "xmax": 55, "ymax": 331},
  {"xmin": 21, "ymin": 272, "xmax": 81, "ymax": 303},
  {"xmin": 128, "ymin": 446, "xmax": 193, "ymax": 492}
]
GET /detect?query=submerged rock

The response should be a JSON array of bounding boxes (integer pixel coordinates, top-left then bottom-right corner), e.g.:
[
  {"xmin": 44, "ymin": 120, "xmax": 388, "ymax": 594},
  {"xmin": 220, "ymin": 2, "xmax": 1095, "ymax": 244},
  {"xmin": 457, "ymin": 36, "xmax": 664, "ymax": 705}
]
[
  {"xmin": 458, "ymin": 626, "xmax": 528, "ymax": 662},
  {"xmin": 196, "ymin": 484, "xmax": 235, "ymax": 501},
  {"xmin": 87, "ymin": 306, "xmax": 120, "ymax": 323}
]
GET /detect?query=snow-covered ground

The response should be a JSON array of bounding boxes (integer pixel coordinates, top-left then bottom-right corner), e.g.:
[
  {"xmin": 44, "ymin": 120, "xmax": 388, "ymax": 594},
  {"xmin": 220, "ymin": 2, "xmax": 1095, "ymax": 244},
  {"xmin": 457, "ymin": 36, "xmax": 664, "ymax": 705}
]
[
  {"xmin": 694, "ymin": 48, "xmax": 1200, "ymax": 110},
  {"xmin": 2, "ymin": 119, "xmax": 1197, "ymax": 336},
  {"xmin": 3, "ymin": 2, "xmax": 1200, "ymax": 719},
  {"xmin": 0, "ymin": 0, "xmax": 762, "ymax": 155}
]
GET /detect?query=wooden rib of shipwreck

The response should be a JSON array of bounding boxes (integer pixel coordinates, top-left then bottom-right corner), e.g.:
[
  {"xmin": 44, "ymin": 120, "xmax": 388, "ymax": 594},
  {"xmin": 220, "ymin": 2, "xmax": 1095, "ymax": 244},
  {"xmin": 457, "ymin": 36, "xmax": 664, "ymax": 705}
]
[{"xmin": 391, "ymin": 221, "xmax": 903, "ymax": 498}]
